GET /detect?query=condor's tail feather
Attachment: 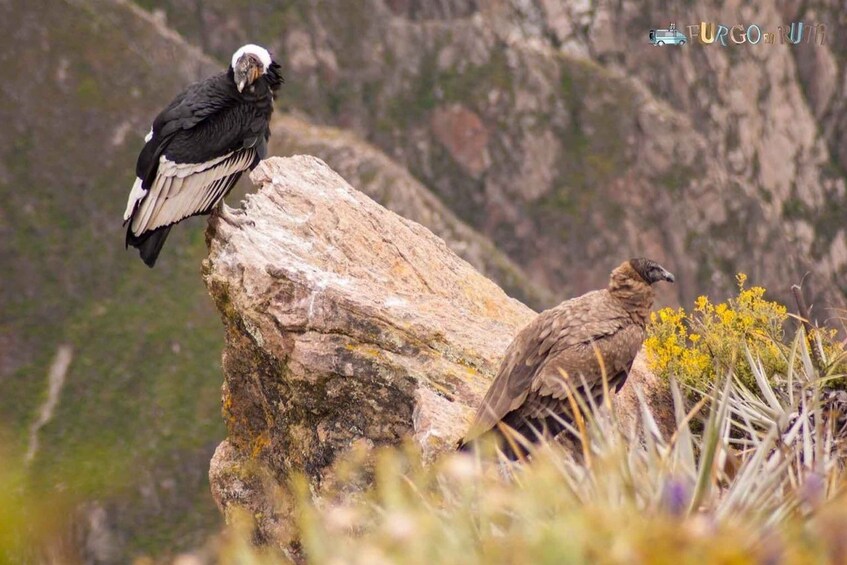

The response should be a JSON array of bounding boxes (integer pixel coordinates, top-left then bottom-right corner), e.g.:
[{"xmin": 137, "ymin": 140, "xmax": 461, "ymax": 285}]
[{"xmin": 126, "ymin": 225, "xmax": 172, "ymax": 268}]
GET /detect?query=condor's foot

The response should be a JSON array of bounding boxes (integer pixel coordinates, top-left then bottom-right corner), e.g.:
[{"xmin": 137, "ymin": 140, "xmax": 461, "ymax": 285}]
[{"xmin": 214, "ymin": 201, "xmax": 254, "ymax": 228}]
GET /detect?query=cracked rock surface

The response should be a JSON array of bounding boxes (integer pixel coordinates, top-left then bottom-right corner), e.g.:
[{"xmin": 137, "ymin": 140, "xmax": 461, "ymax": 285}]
[{"xmin": 203, "ymin": 155, "xmax": 670, "ymax": 543}]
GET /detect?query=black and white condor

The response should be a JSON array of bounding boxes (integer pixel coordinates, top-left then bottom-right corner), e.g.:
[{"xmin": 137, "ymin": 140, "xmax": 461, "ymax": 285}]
[{"xmin": 123, "ymin": 44, "xmax": 283, "ymax": 267}]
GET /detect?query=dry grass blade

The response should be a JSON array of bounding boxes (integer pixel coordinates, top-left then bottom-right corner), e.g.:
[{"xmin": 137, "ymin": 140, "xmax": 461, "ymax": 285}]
[
  {"xmin": 688, "ymin": 378, "xmax": 732, "ymax": 513},
  {"xmin": 557, "ymin": 369, "xmax": 591, "ymax": 466}
]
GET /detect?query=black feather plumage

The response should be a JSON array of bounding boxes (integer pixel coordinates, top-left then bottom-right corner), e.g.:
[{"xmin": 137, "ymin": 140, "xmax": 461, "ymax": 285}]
[{"xmin": 124, "ymin": 46, "xmax": 283, "ymax": 267}]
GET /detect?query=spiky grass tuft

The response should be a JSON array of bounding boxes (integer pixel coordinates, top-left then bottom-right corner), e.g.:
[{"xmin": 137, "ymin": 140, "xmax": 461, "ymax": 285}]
[{"xmin": 207, "ymin": 327, "xmax": 847, "ymax": 563}]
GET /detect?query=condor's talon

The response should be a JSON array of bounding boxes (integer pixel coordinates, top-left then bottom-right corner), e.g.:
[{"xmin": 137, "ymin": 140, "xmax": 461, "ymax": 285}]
[{"xmin": 216, "ymin": 202, "xmax": 254, "ymax": 228}]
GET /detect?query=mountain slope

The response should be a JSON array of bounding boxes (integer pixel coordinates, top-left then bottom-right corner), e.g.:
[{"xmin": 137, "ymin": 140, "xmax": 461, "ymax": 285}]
[
  {"xmin": 0, "ymin": 0, "xmax": 226, "ymax": 559},
  {"xmin": 142, "ymin": 0, "xmax": 847, "ymax": 313}
]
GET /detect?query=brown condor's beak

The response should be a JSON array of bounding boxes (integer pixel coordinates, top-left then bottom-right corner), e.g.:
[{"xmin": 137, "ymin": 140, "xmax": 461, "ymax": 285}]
[{"xmin": 661, "ymin": 268, "xmax": 675, "ymax": 283}]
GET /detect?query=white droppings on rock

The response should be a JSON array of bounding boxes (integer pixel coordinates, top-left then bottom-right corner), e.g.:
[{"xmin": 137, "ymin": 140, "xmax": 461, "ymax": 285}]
[{"xmin": 384, "ymin": 297, "xmax": 407, "ymax": 308}]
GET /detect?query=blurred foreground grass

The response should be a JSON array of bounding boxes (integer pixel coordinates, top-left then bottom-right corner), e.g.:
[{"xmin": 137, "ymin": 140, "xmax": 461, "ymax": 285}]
[
  {"xmin": 5, "ymin": 284, "xmax": 847, "ymax": 564},
  {"xmin": 212, "ymin": 317, "xmax": 847, "ymax": 564}
]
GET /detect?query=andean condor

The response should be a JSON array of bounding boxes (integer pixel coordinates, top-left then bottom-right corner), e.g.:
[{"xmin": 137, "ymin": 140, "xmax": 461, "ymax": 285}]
[
  {"xmin": 123, "ymin": 44, "xmax": 283, "ymax": 267},
  {"xmin": 458, "ymin": 258, "xmax": 675, "ymax": 460}
]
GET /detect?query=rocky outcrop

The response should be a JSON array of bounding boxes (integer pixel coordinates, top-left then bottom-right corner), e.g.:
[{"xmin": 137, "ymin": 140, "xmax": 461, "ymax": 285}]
[
  {"xmin": 204, "ymin": 155, "xmax": 671, "ymax": 543},
  {"xmin": 203, "ymin": 155, "xmax": 533, "ymax": 470}
]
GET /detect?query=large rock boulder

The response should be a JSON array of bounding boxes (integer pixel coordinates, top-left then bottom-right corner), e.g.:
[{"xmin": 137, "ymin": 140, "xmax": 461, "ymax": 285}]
[{"xmin": 203, "ymin": 155, "xmax": 670, "ymax": 543}]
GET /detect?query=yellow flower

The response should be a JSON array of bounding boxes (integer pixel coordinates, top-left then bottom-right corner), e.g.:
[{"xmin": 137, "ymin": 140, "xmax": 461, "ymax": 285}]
[{"xmin": 644, "ymin": 272, "xmax": 812, "ymax": 394}]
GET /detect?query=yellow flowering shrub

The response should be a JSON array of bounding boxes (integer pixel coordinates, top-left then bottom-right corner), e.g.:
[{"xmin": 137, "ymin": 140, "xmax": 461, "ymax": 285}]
[
  {"xmin": 645, "ymin": 274, "xmax": 790, "ymax": 392},
  {"xmin": 643, "ymin": 307, "xmax": 712, "ymax": 387}
]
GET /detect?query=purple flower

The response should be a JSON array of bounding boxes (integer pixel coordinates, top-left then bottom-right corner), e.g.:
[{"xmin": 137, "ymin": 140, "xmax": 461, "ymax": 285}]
[{"xmin": 662, "ymin": 477, "xmax": 691, "ymax": 515}]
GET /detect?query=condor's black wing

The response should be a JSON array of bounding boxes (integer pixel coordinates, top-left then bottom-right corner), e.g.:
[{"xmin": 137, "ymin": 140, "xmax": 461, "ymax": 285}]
[{"xmin": 124, "ymin": 75, "xmax": 267, "ymax": 266}]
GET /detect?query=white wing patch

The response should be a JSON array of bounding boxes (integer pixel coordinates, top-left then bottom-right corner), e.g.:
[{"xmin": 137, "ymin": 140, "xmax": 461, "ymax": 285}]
[
  {"xmin": 122, "ymin": 128, "xmax": 155, "ymax": 221},
  {"xmin": 129, "ymin": 150, "xmax": 255, "ymax": 235},
  {"xmin": 123, "ymin": 177, "xmax": 148, "ymax": 221}
]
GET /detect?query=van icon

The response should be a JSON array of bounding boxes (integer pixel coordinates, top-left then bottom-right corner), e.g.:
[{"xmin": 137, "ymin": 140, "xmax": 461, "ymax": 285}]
[{"xmin": 649, "ymin": 25, "xmax": 687, "ymax": 46}]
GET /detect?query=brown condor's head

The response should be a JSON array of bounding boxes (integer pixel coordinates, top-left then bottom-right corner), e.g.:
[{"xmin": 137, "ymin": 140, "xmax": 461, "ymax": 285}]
[
  {"xmin": 608, "ymin": 257, "xmax": 675, "ymax": 320},
  {"xmin": 627, "ymin": 257, "xmax": 675, "ymax": 285},
  {"xmin": 230, "ymin": 44, "xmax": 274, "ymax": 93}
]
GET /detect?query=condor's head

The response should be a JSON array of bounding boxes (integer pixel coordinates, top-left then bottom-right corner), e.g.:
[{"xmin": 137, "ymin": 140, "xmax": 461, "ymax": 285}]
[
  {"xmin": 609, "ymin": 257, "xmax": 675, "ymax": 320},
  {"xmin": 627, "ymin": 258, "xmax": 675, "ymax": 285},
  {"xmin": 230, "ymin": 44, "xmax": 276, "ymax": 93}
]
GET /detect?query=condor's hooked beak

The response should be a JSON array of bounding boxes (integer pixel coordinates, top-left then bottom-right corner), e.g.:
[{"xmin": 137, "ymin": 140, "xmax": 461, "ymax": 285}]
[
  {"xmin": 660, "ymin": 268, "xmax": 675, "ymax": 283},
  {"xmin": 234, "ymin": 55, "xmax": 263, "ymax": 93}
]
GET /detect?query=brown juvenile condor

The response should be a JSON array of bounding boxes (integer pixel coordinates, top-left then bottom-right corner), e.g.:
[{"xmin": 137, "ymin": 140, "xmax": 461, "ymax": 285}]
[
  {"xmin": 459, "ymin": 258, "xmax": 675, "ymax": 460},
  {"xmin": 123, "ymin": 44, "xmax": 283, "ymax": 267}
]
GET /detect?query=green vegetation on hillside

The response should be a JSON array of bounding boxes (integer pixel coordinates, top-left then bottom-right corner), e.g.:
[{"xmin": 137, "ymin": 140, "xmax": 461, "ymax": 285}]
[{"xmin": 0, "ymin": 0, "xmax": 228, "ymax": 559}]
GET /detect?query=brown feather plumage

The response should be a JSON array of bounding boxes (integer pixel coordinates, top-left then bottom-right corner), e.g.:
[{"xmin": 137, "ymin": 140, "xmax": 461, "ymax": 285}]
[{"xmin": 459, "ymin": 258, "xmax": 674, "ymax": 459}]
